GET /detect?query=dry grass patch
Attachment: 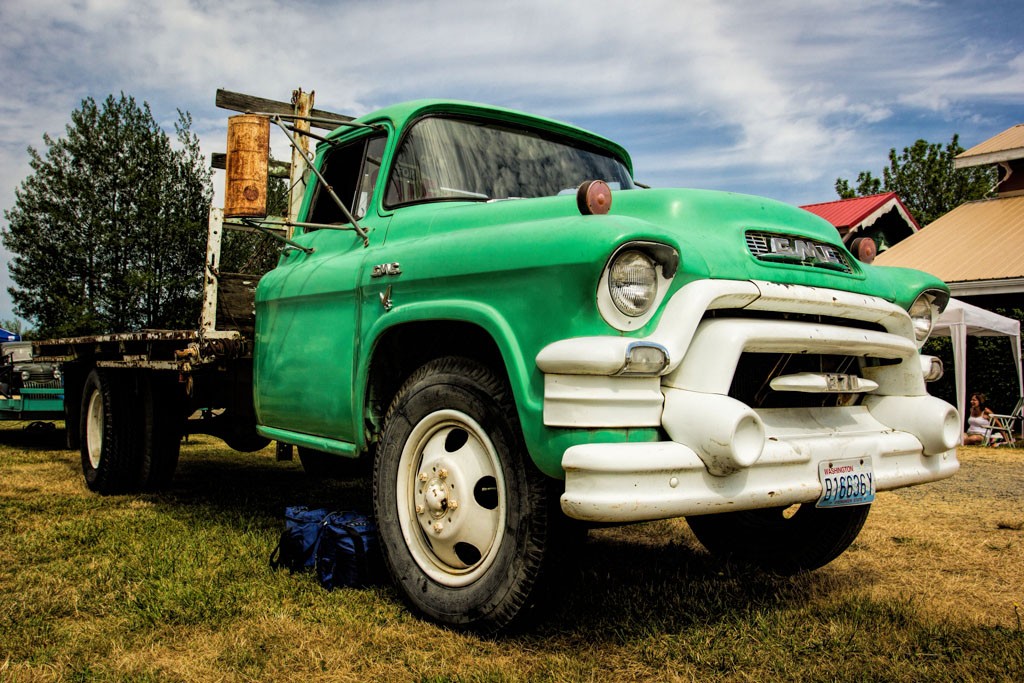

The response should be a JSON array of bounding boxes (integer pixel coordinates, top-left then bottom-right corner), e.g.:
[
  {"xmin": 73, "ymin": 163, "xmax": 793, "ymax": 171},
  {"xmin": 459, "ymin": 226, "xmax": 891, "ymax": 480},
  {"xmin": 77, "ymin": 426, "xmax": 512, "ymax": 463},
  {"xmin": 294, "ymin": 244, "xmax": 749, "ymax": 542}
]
[
  {"xmin": 1, "ymin": 424, "xmax": 1022, "ymax": 681},
  {"xmin": 838, "ymin": 445, "xmax": 1024, "ymax": 628}
]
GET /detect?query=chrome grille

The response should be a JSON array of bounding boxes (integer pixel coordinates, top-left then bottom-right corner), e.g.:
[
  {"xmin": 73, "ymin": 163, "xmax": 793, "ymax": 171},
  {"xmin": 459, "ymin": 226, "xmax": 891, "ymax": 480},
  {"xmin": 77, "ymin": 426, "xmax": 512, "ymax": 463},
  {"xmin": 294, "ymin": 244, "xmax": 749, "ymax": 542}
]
[{"xmin": 746, "ymin": 231, "xmax": 853, "ymax": 274}]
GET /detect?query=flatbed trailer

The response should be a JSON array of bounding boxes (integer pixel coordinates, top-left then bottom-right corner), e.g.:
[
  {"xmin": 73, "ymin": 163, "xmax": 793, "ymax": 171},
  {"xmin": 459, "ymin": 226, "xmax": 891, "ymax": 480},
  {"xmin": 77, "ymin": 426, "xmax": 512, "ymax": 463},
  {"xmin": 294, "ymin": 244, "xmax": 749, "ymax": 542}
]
[{"xmin": 32, "ymin": 327, "xmax": 261, "ymax": 454}]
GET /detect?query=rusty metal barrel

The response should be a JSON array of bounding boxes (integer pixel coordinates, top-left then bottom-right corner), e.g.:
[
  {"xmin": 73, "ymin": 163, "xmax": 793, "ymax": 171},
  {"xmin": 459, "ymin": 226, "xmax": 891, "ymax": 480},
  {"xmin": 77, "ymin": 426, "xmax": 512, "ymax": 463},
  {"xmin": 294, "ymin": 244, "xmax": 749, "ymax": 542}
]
[{"xmin": 224, "ymin": 115, "xmax": 270, "ymax": 218}]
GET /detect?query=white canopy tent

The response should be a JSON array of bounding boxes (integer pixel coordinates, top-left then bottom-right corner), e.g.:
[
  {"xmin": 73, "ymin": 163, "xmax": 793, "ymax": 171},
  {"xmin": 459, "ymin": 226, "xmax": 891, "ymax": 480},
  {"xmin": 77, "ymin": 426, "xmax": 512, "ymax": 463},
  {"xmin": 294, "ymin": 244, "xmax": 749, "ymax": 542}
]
[{"xmin": 931, "ymin": 298, "xmax": 1023, "ymax": 432}]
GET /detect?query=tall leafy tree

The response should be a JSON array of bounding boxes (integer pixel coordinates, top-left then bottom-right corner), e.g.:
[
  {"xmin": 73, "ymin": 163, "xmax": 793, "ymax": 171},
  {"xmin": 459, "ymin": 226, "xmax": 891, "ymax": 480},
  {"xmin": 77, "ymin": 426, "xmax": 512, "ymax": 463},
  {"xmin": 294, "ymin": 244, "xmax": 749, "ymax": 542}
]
[
  {"xmin": 835, "ymin": 135, "xmax": 996, "ymax": 226},
  {"xmin": 2, "ymin": 94, "xmax": 212, "ymax": 337}
]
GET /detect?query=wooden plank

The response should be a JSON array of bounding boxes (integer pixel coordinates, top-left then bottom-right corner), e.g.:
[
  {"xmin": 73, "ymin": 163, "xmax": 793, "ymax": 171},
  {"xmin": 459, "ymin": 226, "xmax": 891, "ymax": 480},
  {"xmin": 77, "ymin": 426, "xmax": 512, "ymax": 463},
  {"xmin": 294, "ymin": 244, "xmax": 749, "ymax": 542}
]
[
  {"xmin": 288, "ymin": 90, "xmax": 314, "ymax": 231},
  {"xmin": 32, "ymin": 330, "xmax": 245, "ymax": 366},
  {"xmin": 201, "ymin": 209, "xmax": 224, "ymax": 333},
  {"xmin": 215, "ymin": 89, "xmax": 353, "ymax": 129}
]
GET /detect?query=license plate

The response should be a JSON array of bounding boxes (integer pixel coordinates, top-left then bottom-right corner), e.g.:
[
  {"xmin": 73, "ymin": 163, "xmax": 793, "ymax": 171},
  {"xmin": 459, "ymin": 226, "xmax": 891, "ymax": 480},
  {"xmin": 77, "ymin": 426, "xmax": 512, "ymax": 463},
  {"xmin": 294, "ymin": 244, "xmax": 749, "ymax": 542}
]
[{"xmin": 817, "ymin": 458, "xmax": 875, "ymax": 508}]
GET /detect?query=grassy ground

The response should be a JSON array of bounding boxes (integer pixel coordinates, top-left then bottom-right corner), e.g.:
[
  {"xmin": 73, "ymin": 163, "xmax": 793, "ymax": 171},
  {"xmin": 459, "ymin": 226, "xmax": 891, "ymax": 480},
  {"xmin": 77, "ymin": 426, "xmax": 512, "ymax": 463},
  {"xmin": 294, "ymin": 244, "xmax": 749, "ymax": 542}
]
[{"xmin": 1, "ymin": 423, "xmax": 1022, "ymax": 682}]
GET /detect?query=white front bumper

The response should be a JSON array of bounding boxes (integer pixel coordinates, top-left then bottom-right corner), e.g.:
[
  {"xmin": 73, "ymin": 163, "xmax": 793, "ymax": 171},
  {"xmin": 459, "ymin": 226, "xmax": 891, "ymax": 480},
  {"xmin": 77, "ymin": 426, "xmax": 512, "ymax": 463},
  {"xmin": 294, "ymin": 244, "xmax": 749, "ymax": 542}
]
[
  {"xmin": 537, "ymin": 279, "xmax": 961, "ymax": 523},
  {"xmin": 560, "ymin": 405, "xmax": 959, "ymax": 522}
]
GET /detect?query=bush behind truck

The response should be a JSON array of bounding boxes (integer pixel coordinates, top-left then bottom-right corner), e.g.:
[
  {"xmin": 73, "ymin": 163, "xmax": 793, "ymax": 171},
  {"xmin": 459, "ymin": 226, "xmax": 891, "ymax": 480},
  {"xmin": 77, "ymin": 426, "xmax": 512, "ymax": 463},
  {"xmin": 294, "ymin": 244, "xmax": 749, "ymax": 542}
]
[{"xmin": 34, "ymin": 92, "xmax": 960, "ymax": 632}]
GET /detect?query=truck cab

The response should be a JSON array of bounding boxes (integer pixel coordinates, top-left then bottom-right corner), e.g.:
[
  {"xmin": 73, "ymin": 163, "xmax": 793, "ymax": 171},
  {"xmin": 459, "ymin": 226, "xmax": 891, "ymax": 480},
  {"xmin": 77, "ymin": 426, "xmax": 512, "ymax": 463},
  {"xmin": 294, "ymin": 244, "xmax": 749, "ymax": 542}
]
[{"xmin": 248, "ymin": 100, "xmax": 959, "ymax": 631}]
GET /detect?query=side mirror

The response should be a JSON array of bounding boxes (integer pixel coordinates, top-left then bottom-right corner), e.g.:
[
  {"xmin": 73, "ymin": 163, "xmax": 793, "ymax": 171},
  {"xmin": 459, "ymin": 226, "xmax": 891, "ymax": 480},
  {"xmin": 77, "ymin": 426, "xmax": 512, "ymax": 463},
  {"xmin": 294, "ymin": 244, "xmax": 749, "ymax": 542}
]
[{"xmin": 224, "ymin": 114, "xmax": 270, "ymax": 218}]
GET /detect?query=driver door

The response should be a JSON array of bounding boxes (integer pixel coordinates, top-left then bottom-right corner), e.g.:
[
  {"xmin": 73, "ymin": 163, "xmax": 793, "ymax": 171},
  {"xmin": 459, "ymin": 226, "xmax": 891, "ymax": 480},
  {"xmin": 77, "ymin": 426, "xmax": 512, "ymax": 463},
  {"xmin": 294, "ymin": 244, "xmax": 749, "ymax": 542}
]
[{"xmin": 254, "ymin": 133, "xmax": 388, "ymax": 443}]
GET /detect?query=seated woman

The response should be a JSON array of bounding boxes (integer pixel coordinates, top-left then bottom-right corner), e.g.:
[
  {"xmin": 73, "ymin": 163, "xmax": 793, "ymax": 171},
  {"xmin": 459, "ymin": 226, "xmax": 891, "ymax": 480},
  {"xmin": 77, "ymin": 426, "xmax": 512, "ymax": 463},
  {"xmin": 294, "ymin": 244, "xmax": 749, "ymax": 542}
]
[{"xmin": 963, "ymin": 392, "xmax": 1000, "ymax": 445}]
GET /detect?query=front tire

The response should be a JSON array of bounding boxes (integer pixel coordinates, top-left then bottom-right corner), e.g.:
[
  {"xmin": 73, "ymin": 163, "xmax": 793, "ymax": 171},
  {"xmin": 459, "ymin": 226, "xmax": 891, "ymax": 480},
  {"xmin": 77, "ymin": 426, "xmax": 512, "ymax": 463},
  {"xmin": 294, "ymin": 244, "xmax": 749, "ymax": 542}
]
[
  {"xmin": 687, "ymin": 503, "xmax": 870, "ymax": 575},
  {"xmin": 373, "ymin": 357, "xmax": 554, "ymax": 632}
]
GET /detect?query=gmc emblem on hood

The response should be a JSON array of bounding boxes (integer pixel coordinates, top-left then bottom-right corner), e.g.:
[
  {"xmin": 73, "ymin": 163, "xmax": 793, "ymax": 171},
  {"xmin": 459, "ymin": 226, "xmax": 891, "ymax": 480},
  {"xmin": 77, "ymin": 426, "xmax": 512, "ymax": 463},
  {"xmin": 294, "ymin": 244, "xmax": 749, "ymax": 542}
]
[{"xmin": 745, "ymin": 232, "xmax": 852, "ymax": 273}]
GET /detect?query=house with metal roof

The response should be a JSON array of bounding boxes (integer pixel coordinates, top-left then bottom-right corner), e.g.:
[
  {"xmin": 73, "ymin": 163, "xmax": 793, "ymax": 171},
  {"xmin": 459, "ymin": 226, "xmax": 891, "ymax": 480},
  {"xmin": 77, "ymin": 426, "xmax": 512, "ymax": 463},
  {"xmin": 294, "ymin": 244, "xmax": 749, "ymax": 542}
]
[
  {"xmin": 874, "ymin": 124, "xmax": 1024, "ymax": 304},
  {"xmin": 954, "ymin": 123, "xmax": 1024, "ymax": 193}
]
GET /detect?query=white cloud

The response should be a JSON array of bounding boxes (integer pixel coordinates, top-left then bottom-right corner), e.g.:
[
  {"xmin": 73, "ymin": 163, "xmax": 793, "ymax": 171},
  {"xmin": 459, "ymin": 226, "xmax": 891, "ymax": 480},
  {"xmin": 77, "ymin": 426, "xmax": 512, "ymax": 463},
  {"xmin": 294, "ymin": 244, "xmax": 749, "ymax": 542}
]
[{"xmin": 0, "ymin": 0, "xmax": 1021, "ymax": 321}]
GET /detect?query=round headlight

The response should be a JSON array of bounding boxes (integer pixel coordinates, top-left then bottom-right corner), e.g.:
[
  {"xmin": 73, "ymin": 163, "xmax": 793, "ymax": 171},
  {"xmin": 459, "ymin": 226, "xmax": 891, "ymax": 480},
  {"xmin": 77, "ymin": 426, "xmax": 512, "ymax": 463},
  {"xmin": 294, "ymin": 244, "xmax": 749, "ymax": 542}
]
[
  {"xmin": 608, "ymin": 250, "xmax": 657, "ymax": 317},
  {"xmin": 908, "ymin": 290, "xmax": 945, "ymax": 344}
]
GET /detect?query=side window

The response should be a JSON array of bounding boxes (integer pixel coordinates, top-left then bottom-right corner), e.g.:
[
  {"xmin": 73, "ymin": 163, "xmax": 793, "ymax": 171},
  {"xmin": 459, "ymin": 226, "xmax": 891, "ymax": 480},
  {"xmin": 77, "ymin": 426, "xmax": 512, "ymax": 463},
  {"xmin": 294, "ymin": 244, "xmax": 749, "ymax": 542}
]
[
  {"xmin": 357, "ymin": 136, "xmax": 385, "ymax": 218},
  {"xmin": 308, "ymin": 134, "xmax": 386, "ymax": 224}
]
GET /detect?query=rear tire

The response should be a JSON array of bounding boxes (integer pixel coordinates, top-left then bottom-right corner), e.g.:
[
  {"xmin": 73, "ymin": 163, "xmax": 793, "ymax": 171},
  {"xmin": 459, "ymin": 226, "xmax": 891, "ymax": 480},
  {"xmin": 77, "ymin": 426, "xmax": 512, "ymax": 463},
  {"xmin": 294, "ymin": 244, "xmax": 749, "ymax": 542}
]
[
  {"xmin": 138, "ymin": 374, "xmax": 182, "ymax": 491},
  {"xmin": 373, "ymin": 357, "xmax": 555, "ymax": 633},
  {"xmin": 687, "ymin": 503, "xmax": 870, "ymax": 575},
  {"xmin": 80, "ymin": 369, "xmax": 141, "ymax": 495}
]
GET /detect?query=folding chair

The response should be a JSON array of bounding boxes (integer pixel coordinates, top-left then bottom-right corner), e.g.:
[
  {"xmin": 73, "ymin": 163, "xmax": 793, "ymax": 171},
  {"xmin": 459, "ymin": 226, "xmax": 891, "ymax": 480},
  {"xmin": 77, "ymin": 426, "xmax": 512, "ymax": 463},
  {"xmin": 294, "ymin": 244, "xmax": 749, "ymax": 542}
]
[{"xmin": 984, "ymin": 397, "xmax": 1024, "ymax": 447}]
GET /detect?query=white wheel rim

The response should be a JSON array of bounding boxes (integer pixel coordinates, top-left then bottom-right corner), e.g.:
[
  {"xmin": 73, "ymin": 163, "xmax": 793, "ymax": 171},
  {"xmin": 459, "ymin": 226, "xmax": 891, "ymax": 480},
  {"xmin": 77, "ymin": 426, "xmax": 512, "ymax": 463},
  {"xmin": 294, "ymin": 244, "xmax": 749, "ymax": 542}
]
[
  {"xmin": 396, "ymin": 409, "xmax": 507, "ymax": 587},
  {"xmin": 86, "ymin": 388, "xmax": 104, "ymax": 470}
]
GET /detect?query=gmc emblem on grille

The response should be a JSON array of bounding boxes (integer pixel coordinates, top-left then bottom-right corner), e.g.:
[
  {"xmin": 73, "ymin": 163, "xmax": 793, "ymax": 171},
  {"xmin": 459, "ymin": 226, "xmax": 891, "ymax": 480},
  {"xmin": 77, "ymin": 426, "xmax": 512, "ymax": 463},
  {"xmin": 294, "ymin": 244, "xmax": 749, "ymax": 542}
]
[{"xmin": 768, "ymin": 236, "xmax": 842, "ymax": 266}]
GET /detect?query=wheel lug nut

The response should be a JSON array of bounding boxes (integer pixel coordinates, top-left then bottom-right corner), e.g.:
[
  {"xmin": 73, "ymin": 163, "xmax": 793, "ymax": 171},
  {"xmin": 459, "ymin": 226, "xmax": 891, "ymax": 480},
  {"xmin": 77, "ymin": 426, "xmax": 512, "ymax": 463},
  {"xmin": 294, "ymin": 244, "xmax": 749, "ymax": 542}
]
[
  {"xmin": 433, "ymin": 522, "xmax": 443, "ymax": 533},
  {"xmin": 419, "ymin": 472, "xmax": 429, "ymax": 482},
  {"xmin": 438, "ymin": 468, "xmax": 448, "ymax": 480},
  {"xmin": 415, "ymin": 505, "xmax": 424, "ymax": 515},
  {"xmin": 448, "ymin": 499, "xmax": 459, "ymax": 510}
]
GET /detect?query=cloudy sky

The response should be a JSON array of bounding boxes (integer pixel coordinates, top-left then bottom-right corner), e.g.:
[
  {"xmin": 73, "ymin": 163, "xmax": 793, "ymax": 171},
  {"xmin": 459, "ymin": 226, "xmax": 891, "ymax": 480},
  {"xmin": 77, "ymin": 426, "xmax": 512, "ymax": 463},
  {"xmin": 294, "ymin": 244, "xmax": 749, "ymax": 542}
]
[{"xmin": 0, "ymin": 0, "xmax": 1022, "ymax": 324}]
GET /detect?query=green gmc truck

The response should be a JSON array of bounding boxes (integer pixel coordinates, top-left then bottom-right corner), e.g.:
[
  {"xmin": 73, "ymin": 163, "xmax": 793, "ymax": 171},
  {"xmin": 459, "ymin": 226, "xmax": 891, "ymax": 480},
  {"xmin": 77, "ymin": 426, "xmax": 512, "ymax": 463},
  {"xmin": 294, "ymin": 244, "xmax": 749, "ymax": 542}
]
[{"xmin": 36, "ymin": 92, "xmax": 960, "ymax": 632}]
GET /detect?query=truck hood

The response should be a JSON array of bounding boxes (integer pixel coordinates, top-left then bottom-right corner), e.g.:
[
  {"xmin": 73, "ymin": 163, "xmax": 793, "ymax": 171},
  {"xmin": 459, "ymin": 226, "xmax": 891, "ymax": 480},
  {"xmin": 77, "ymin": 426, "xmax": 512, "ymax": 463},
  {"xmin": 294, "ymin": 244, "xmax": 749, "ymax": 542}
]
[{"xmin": 383, "ymin": 187, "xmax": 946, "ymax": 310}]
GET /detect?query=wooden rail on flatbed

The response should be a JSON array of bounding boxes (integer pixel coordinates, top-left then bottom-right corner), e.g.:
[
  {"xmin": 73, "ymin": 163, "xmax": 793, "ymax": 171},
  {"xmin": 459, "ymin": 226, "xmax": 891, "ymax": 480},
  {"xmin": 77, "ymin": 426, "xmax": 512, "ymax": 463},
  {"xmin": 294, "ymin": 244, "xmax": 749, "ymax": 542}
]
[{"xmin": 32, "ymin": 329, "xmax": 247, "ymax": 370}]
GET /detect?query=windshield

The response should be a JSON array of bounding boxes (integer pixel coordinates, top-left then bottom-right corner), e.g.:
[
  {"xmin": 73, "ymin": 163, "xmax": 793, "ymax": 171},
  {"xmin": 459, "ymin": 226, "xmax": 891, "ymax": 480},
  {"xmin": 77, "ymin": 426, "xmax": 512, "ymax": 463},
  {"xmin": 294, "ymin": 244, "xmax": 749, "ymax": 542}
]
[{"xmin": 384, "ymin": 116, "xmax": 635, "ymax": 207}]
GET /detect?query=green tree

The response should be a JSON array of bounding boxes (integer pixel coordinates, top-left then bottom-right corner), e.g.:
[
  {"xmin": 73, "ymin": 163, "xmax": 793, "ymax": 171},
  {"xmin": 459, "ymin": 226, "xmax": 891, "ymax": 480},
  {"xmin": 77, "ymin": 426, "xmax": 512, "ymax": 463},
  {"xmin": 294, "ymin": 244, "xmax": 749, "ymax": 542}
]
[
  {"xmin": 2, "ymin": 93, "xmax": 212, "ymax": 337},
  {"xmin": 836, "ymin": 135, "xmax": 996, "ymax": 226}
]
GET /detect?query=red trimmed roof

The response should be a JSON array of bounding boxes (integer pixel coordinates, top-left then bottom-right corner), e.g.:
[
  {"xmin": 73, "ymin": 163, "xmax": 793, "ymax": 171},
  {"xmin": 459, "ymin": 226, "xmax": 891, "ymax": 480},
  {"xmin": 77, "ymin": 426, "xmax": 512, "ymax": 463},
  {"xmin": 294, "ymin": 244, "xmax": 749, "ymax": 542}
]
[{"xmin": 801, "ymin": 192, "xmax": 921, "ymax": 232}]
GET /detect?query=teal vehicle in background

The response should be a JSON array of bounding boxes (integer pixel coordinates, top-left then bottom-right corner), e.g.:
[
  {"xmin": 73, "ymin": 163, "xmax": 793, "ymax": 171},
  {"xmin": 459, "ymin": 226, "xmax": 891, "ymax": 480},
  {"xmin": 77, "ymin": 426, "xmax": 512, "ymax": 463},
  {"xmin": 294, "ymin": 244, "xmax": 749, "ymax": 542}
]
[
  {"xmin": 40, "ymin": 93, "xmax": 960, "ymax": 633},
  {"xmin": 0, "ymin": 340, "xmax": 64, "ymax": 422}
]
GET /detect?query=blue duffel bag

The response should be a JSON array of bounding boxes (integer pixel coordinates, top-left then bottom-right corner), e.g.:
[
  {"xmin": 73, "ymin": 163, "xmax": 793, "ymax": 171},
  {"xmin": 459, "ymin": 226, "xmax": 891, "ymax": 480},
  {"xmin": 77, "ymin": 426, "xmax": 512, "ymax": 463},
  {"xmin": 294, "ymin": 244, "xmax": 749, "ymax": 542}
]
[
  {"xmin": 315, "ymin": 511, "xmax": 381, "ymax": 590},
  {"xmin": 269, "ymin": 506, "xmax": 331, "ymax": 572},
  {"xmin": 270, "ymin": 507, "xmax": 381, "ymax": 588}
]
